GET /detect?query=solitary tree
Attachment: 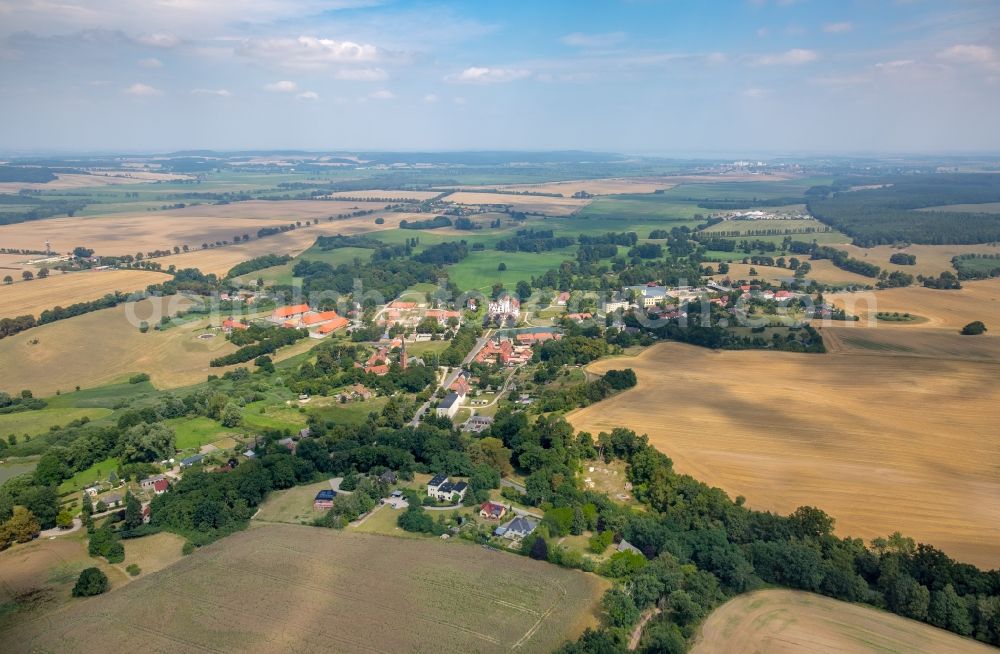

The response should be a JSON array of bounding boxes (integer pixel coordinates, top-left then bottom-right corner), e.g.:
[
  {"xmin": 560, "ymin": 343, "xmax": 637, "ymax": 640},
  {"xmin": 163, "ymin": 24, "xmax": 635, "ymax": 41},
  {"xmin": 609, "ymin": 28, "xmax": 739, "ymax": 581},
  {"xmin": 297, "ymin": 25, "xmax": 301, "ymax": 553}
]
[
  {"xmin": 961, "ymin": 321, "xmax": 987, "ymax": 336},
  {"xmin": 37, "ymin": 268, "xmax": 49, "ymax": 279},
  {"xmin": 72, "ymin": 568, "xmax": 109, "ymax": 597},
  {"xmin": 21, "ymin": 271, "xmax": 33, "ymax": 281},
  {"xmin": 2, "ymin": 275, "xmax": 11, "ymax": 285}
]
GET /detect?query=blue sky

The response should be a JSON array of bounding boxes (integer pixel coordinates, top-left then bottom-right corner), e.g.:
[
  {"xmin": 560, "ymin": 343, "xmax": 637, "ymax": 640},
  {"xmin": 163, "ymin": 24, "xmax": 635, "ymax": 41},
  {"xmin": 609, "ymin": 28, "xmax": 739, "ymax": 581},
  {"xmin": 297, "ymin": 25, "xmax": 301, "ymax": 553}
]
[{"xmin": 0, "ymin": 0, "xmax": 998, "ymax": 154}]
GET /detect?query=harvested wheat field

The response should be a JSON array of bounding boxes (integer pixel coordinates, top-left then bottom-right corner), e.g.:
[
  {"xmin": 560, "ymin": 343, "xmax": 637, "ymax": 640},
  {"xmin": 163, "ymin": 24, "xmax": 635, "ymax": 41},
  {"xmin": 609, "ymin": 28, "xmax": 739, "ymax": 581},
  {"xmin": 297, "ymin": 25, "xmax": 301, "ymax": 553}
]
[
  {"xmin": 568, "ymin": 343, "xmax": 1000, "ymax": 567},
  {"xmin": 0, "ymin": 171, "xmax": 193, "ymax": 192},
  {"xmin": 323, "ymin": 189, "xmax": 441, "ymax": 201},
  {"xmin": 837, "ymin": 243, "xmax": 1000, "ymax": 277},
  {"xmin": 690, "ymin": 589, "xmax": 994, "ymax": 654},
  {"xmin": 0, "ymin": 296, "xmax": 261, "ymax": 395},
  {"xmin": 0, "ymin": 269, "xmax": 168, "ymax": 319},
  {"xmin": 0, "ymin": 524, "xmax": 608, "ymax": 653},
  {"xmin": 444, "ymin": 191, "xmax": 591, "ymax": 216},
  {"xmin": 0, "ymin": 200, "xmax": 388, "ymax": 256},
  {"xmin": 829, "ymin": 278, "xmax": 1000, "ymax": 332}
]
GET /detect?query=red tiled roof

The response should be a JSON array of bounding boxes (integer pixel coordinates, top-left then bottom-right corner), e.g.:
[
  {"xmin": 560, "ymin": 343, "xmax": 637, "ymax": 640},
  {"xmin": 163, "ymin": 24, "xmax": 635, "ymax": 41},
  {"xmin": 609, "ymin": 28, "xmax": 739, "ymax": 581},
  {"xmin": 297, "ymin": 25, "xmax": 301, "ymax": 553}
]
[
  {"xmin": 153, "ymin": 479, "xmax": 169, "ymax": 492},
  {"xmin": 317, "ymin": 317, "xmax": 350, "ymax": 334},
  {"xmin": 389, "ymin": 301, "xmax": 417, "ymax": 309},
  {"xmin": 301, "ymin": 310, "xmax": 340, "ymax": 326},
  {"xmin": 272, "ymin": 304, "xmax": 311, "ymax": 319}
]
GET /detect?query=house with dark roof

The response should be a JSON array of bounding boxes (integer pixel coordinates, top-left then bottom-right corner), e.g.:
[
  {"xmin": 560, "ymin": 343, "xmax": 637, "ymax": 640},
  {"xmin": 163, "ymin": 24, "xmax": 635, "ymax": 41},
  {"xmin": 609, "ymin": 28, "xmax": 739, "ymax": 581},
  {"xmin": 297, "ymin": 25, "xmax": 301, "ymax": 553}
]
[
  {"xmin": 427, "ymin": 475, "xmax": 467, "ymax": 502},
  {"xmin": 436, "ymin": 392, "xmax": 461, "ymax": 419},
  {"xmin": 314, "ymin": 489, "xmax": 337, "ymax": 509},
  {"xmin": 617, "ymin": 539, "xmax": 643, "ymax": 555},
  {"xmin": 495, "ymin": 516, "xmax": 538, "ymax": 540},
  {"xmin": 180, "ymin": 454, "xmax": 205, "ymax": 468},
  {"xmin": 102, "ymin": 493, "xmax": 123, "ymax": 508}
]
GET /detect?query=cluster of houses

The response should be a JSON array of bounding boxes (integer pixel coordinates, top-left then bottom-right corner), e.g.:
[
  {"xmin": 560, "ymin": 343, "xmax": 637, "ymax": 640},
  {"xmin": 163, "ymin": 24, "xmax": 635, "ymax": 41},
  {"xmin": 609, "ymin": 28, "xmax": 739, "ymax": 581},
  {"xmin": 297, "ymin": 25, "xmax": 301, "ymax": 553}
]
[
  {"xmin": 382, "ymin": 300, "xmax": 463, "ymax": 332},
  {"xmin": 475, "ymin": 338, "xmax": 533, "ymax": 367},
  {"xmin": 269, "ymin": 304, "xmax": 351, "ymax": 339},
  {"xmin": 354, "ymin": 342, "xmax": 410, "ymax": 376}
]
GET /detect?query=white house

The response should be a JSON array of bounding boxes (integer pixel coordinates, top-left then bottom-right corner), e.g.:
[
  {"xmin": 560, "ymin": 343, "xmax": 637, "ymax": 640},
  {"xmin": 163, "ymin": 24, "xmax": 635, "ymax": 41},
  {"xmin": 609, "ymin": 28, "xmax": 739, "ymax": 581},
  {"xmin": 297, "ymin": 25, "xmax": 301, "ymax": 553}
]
[
  {"xmin": 427, "ymin": 474, "xmax": 468, "ymax": 502},
  {"xmin": 436, "ymin": 392, "xmax": 461, "ymax": 419}
]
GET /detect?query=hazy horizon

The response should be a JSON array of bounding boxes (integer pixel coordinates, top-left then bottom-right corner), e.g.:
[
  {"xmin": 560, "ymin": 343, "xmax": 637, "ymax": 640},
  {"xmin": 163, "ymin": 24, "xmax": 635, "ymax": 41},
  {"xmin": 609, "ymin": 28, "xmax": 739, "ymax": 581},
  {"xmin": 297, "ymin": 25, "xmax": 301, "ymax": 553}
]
[{"xmin": 1, "ymin": 0, "xmax": 998, "ymax": 153}]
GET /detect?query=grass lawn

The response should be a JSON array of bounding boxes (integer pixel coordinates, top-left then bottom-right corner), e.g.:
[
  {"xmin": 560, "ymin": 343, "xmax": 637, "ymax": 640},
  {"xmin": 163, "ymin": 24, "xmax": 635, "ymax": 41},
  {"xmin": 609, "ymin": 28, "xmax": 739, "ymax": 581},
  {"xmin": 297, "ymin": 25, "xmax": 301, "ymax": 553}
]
[
  {"xmin": 243, "ymin": 401, "xmax": 308, "ymax": 432},
  {"xmin": 58, "ymin": 456, "xmax": 119, "ymax": 494},
  {"xmin": 0, "ymin": 407, "xmax": 112, "ymax": 439},
  {"xmin": 661, "ymin": 177, "xmax": 833, "ymax": 201},
  {"xmin": 447, "ymin": 249, "xmax": 574, "ymax": 292},
  {"xmin": 308, "ymin": 396, "xmax": 388, "ymax": 425},
  {"xmin": 0, "ymin": 460, "xmax": 36, "ymax": 485},
  {"xmin": 254, "ymin": 478, "xmax": 333, "ymax": 524},
  {"xmin": 234, "ymin": 245, "xmax": 375, "ymax": 285},
  {"xmin": 165, "ymin": 416, "xmax": 234, "ymax": 450},
  {"xmin": 45, "ymin": 381, "xmax": 157, "ymax": 409}
]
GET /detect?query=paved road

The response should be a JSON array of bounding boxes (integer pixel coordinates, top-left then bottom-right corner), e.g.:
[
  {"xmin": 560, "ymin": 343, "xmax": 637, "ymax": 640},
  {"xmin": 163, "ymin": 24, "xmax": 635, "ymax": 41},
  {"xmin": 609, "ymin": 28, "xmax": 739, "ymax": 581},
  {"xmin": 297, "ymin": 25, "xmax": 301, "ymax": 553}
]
[
  {"xmin": 39, "ymin": 517, "xmax": 82, "ymax": 538},
  {"xmin": 409, "ymin": 331, "xmax": 492, "ymax": 427}
]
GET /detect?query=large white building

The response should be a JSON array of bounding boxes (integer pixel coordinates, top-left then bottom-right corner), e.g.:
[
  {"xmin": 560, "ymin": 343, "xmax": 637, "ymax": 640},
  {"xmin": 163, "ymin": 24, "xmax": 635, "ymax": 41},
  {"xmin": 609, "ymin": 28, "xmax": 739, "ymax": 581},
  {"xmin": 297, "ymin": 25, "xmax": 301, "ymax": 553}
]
[{"xmin": 487, "ymin": 295, "xmax": 520, "ymax": 319}]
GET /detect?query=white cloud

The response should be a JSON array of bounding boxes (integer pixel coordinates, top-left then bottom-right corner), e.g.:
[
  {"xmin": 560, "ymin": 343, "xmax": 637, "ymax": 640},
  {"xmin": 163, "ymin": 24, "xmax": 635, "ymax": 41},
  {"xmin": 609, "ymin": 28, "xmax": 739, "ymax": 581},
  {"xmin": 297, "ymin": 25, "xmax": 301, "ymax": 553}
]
[
  {"xmin": 236, "ymin": 36, "xmax": 382, "ymax": 70},
  {"xmin": 264, "ymin": 80, "xmax": 298, "ymax": 92},
  {"xmin": 192, "ymin": 88, "xmax": 232, "ymax": 97},
  {"xmin": 296, "ymin": 90, "xmax": 319, "ymax": 100},
  {"xmin": 369, "ymin": 89, "xmax": 395, "ymax": 100},
  {"xmin": 875, "ymin": 59, "xmax": 914, "ymax": 71},
  {"xmin": 756, "ymin": 27, "xmax": 769, "ymax": 38},
  {"xmin": 445, "ymin": 66, "xmax": 531, "ymax": 84},
  {"xmin": 138, "ymin": 57, "xmax": 163, "ymax": 68},
  {"xmin": 749, "ymin": 48, "xmax": 818, "ymax": 65},
  {"xmin": 453, "ymin": 96, "xmax": 466, "ymax": 105},
  {"xmin": 123, "ymin": 82, "xmax": 161, "ymax": 96},
  {"xmin": 422, "ymin": 93, "xmax": 438, "ymax": 103},
  {"xmin": 560, "ymin": 32, "xmax": 626, "ymax": 48},
  {"xmin": 333, "ymin": 67, "xmax": 387, "ymax": 81},
  {"xmin": 743, "ymin": 88, "xmax": 767, "ymax": 98},
  {"xmin": 135, "ymin": 33, "xmax": 180, "ymax": 48},
  {"xmin": 938, "ymin": 44, "xmax": 999, "ymax": 69},
  {"xmin": 823, "ymin": 22, "xmax": 853, "ymax": 34}
]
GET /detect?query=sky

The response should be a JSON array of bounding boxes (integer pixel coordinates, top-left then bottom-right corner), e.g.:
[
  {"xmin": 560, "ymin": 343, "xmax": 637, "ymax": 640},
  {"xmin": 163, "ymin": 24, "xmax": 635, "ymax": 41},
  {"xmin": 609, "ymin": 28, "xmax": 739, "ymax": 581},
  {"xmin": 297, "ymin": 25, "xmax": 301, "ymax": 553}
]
[{"xmin": 0, "ymin": 0, "xmax": 998, "ymax": 155}]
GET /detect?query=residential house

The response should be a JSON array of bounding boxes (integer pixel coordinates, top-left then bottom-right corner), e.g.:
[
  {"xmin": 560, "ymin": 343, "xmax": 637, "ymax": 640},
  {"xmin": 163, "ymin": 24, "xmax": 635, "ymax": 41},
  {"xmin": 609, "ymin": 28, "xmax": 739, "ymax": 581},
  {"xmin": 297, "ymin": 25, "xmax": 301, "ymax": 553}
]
[
  {"xmin": 427, "ymin": 474, "xmax": 468, "ymax": 502},
  {"xmin": 139, "ymin": 474, "xmax": 166, "ymax": 490},
  {"xmin": 495, "ymin": 516, "xmax": 538, "ymax": 540},
  {"xmin": 151, "ymin": 478, "xmax": 169, "ymax": 495},
  {"xmin": 277, "ymin": 437, "xmax": 297, "ymax": 453},
  {"xmin": 564, "ymin": 312, "xmax": 592, "ymax": 322},
  {"xmin": 617, "ymin": 539, "xmax": 643, "ymax": 555},
  {"xmin": 436, "ymin": 392, "xmax": 461, "ymax": 419},
  {"xmin": 515, "ymin": 331, "xmax": 561, "ymax": 345},
  {"xmin": 141, "ymin": 504, "xmax": 151, "ymax": 524},
  {"xmin": 555, "ymin": 291, "xmax": 570, "ymax": 306},
  {"xmin": 243, "ymin": 449, "xmax": 257, "ymax": 459},
  {"xmin": 222, "ymin": 317, "xmax": 249, "ymax": 333},
  {"xmin": 479, "ymin": 502, "xmax": 507, "ymax": 521},
  {"xmin": 379, "ymin": 470, "xmax": 398, "ymax": 485},
  {"xmin": 450, "ymin": 373, "xmax": 471, "ymax": 398},
  {"xmin": 487, "ymin": 295, "xmax": 520, "ymax": 321},
  {"xmin": 84, "ymin": 486, "xmax": 100, "ymax": 497},
  {"xmin": 103, "ymin": 493, "xmax": 123, "ymax": 508},
  {"xmin": 314, "ymin": 489, "xmax": 337, "ymax": 510},
  {"xmin": 426, "ymin": 308, "xmax": 461, "ymax": 325},
  {"xmin": 180, "ymin": 454, "xmax": 205, "ymax": 468}
]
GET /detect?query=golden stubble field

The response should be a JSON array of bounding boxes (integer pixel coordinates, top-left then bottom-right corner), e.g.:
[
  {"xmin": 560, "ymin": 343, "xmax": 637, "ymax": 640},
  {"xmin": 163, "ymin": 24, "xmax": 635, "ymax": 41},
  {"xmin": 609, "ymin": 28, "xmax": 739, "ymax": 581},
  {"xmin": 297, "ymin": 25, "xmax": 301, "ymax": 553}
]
[
  {"xmin": 690, "ymin": 589, "xmax": 996, "ymax": 654},
  {"xmin": 837, "ymin": 243, "xmax": 1000, "ymax": 277},
  {"xmin": 568, "ymin": 342, "xmax": 1000, "ymax": 568},
  {"xmin": 0, "ymin": 200, "xmax": 388, "ymax": 256},
  {"xmin": 444, "ymin": 191, "xmax": 591, "ymax": 216},
  {"xmin": 0, "ymin": 171, "xmax": 193, "ymax": 192},
  {"xmin": 0, "ymin": 269, "xmax": 168, "ymax": 319},
  {"xmin": 323, "ymin": 189, "xmax": 442, "ymax": 201},
  {"xmin": 458, "ymin": 173, "xmax": 798, "ymax": 197},
  {"xmin": 0, "ymin": 524, "xmax": 608, "ymax": 653}
]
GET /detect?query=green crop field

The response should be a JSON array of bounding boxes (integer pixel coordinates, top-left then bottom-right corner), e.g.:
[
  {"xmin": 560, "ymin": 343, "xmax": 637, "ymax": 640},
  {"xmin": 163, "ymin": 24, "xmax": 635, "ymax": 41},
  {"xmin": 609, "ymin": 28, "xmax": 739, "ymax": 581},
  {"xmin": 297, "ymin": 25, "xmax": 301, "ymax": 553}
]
[
  {"xmin": 662, "ymin": 177, "xmax": 832, "ymax": 201},
  {"xmin": 58, "ymin": 455, "xmax": 119, "ymax": 493},
  {"xmin": 0, "ymin": 407, "xmax": 112, "ymax": 439},
  {"xmin": 0, "ymin": 524, "xmax": 608, "ymax": 654},
  {"xmin": 243, "ymin": 401, "xmax": 308, "ymax": 432},
  {"xmin": 447, "ymin": 249, "xmax": 575, "ymax": 291},
  {"xmin": 165, "ymin": 416, "xmax": 234, "ymax": 450},
  {"xmin": 308, "ymin": 396, "xmax": 388, "ymax": 425}
]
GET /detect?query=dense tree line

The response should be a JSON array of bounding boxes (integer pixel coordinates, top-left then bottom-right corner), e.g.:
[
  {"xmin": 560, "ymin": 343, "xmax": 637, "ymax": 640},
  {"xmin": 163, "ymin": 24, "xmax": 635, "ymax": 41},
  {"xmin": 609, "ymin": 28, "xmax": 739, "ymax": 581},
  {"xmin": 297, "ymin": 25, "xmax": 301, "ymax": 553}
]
[
  {"xmin": 579, "ymin": 232, "xmax": 638, "ymax": 246},
  {"xmin": 439, "ymin": 323, "xmax": 482, "ymax": 367},
  {"xmin": 399, "ymin": 216, "xmax": 452, "ymax": 230},
  {"xmin": 210, "ymin": 326, "xmax": 308, "ymax": 367},
  {"xmin": 286, "ymin": 258, "xmax": 442, "ymax": 302},
  {"xmin": 810, "ymin": 246, "xmax": 881, "ymax": 278},
  {"xmin": 314, "ymin": 234, "xmax": 385, "ymax": 250},
  {"xmin": 809, "ymin": 174, "xmax": 1000, "ymax": 246},
  {"xmin": 225, "ymin": 254, "xmax": 292, "ymax": 278},
  {"xmin": 890, "ymin": 253, "xmax": 917, "ymax": 265},
  {"xmin": 497, "ymin": 229, "xmax": 576, "ymax": 253},
  {"xmin": 952, "ymin": 254, "xmax": 1000, "ymax": 280},
  {"xmin": 413, "ymin": 241, "xmax": 469, "ymax": 265}
]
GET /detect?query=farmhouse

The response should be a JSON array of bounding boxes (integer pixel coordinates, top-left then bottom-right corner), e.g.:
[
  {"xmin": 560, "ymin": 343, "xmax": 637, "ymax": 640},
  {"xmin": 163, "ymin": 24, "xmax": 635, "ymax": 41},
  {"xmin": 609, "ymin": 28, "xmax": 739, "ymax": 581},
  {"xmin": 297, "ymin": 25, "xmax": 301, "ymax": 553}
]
[
  {"xmin": 222, "ymin": 317, "xmax": 249, "ymax": 333},
  {"xmin": 139, "ymin": 474, "xmax": 166, "ymax": 490},
  {"xmin": 180, "ymin": 454, "xmax": 205, "ymax": 468},
  {"xmin": 436, "ymin": 392, "xmax": 461, "ymax": 419},
  {"xmin": 479, "ymin": 502, "xmax": 507, "ymax": 520},
  {"xmin": 270, "ymin": 304, "xmax": 311, "ymax": 323},
  {"xmin": 427, "ymin": 474, "xmax": 468, "ymax": 502},
  {"xmin": 314, "ymin": 489, "xmax": 337, "ymax": 509},
  {"xmin": 495, "ymin": 516, "xmax": 538, "ymax": 540},
  {"xmin": 151, "ymin": 478, "xmax": 169, "ymax": 495}
]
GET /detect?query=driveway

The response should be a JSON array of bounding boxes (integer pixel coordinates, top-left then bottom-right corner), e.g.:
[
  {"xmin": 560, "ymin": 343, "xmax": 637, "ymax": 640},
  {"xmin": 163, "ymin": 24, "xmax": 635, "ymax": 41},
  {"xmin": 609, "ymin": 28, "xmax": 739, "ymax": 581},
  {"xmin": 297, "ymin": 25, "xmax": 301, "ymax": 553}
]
[{"xmin": 39, "ymin": 517, "xmax": 82, "ymax": 538}]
